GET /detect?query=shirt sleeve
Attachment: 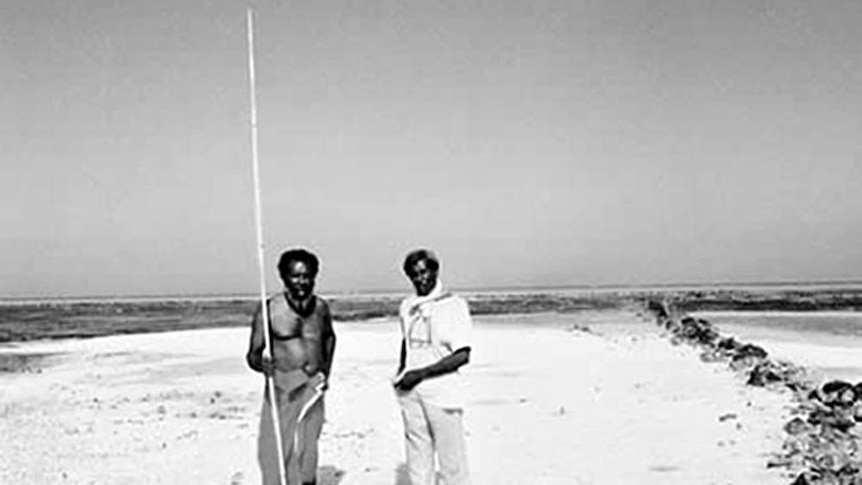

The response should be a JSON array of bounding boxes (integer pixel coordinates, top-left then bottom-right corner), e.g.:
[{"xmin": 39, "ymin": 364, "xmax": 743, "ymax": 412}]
[
  {"xmin": 398, "ymin": 299, "xmax": 410, "ymax": 339},
  {"xmin": 446, "ymin": 297, "xmax": 473, "ymax": 352}
]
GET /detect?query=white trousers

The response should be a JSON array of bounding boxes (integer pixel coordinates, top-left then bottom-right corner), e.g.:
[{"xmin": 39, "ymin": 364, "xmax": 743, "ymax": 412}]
[{"xmin": 397, "ymin": 390, "xmax": 470, "ymax": 485}]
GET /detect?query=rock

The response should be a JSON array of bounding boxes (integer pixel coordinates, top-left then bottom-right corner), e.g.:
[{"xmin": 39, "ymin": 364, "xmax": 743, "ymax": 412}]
[
  {"xmin": 680, "ymin": 316, "xmax": 697, "ymax": 326},
  {"xmin": 646, "ymin": 300, "xmax": 668, "ymax": 319},
  {"xmin": 809, "ymin": 408, "xmax": 856, "ymax": 432},
  {"xmin": 676, "ymin": 317, "xmax": 700, "ymax": 340},
  {"xmin": 766, "ymin": 457, "xmax": 793, "ymax": 468},
  {"xmin": 741, "ymin": 343, "xmax": 767, "ymax": 357},
  {"xmin": 717, "ymin": 337, "xmax": 742, "ymax": 352},
  {"xmin": 695, "ymin": 324, "xmax": 720, "ymax": 345},
  {"xmin": 747, "ymin": 361, "xmax": 784, "ymax": 386},
  {"xmin": 718, "ymin": 413, "xmax": 738, "ymax": 422},
  {"xmin": 670, "ymin": 316, "xmax": 721, "ymax": 347},
  {"xmin": 785, "ymin": 417, "xmax": 812, "ymax": 435},
  {"xmin": 823, "ymin": 380, "xmax": 854, "ymax": 394},
  {"xmin": 746, "ymin": 360, "xmax": 810, "ymax": 389},
  {"xmin": 791, "ymin": 471, "xmax": 815, "ymax": 485},
  {"xmin": 815, "ymin": 470, "xmax": 841, "ymax": 485},
  {"xmin": 810, "ymin": 426, "xmax": 859, "ymax": 472},
  {"xmin": 836, "ymin": 462, "xmax": 860, "ymax": 477},
  {"xmin": 822, "ymin": 381, "xmax": 856, "ymax": 407}
]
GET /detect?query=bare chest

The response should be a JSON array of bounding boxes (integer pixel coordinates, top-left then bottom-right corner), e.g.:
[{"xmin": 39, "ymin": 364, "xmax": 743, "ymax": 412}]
[{"xmin": 270, "ymin": 313, "xmax": 324, "ymax": 341}]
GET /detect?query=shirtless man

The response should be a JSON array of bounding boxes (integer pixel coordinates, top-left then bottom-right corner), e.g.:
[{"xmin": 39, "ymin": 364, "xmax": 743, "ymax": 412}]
[{"xmin": 246, "ymin": 248, "xmax": 336, "ymax": 485}]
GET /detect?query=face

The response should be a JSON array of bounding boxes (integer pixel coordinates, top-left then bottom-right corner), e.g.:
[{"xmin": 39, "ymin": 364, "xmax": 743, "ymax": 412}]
[
  {"xmin": 406, "ymin": 258, "xmax": 438, "ymax": 297},
  {"xmin": 281, "ymin": 260, "xmax": 316, "ymax": 301}
]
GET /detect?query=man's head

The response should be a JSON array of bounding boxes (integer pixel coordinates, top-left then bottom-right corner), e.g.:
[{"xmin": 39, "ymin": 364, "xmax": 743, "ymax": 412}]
[
  {"xmin": 277, "ymin": 248, "xmax": 320, "ymax": 301},
  {"xmin": 402, "ymin": 249, "xmax": 440, "ymax": 297}
]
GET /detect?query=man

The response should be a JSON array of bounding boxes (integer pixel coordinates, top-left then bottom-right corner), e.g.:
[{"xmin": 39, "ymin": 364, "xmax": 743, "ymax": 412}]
[
  {"xmin": 393, "ymin": 249, "xmax": 472, "ymax": 485},
  {"xmin": 246, "ymin": 248, "xmax": 336, "ymax": 485}
]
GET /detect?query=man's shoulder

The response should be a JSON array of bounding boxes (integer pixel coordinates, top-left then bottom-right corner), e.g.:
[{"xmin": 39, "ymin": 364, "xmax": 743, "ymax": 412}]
[
  {"xmin": 314, "ymin": 296, "xmax": 331, "ymax": 312},
  {"xmin": 435, "ymin": 293, "xmax": 469, "ymax": 311},
  {"xmin": 398, "ymin": 296, "xmax": 414, "ymax": 310},
  {"xmin": 265, "ymin": 292, "xmax": 289, "ymax": 310},
  {"xmin": 448, "ymin": 293, "xmax": 467, "ymax": 303}
]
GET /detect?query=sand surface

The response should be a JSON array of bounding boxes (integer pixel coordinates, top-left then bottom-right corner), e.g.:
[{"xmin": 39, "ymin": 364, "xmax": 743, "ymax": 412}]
[{"xmin": 1, "ymin": 310, "xmax": 797, "ymax": 484}]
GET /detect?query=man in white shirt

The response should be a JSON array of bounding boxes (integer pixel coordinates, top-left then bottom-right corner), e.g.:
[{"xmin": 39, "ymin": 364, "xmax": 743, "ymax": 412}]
[{"xmin": 393, "ymin": 249, "xmax": 472, "ymax": 485}]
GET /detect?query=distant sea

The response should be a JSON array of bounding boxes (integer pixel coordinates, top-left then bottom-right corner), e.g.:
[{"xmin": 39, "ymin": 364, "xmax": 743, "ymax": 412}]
[
  {"xmin": 693, "ymin": 311, "xmax": 862, "ymax": 383},
  {"xmin": 694, "ymin": 311, "xmax": 862, "ymax": 340}
]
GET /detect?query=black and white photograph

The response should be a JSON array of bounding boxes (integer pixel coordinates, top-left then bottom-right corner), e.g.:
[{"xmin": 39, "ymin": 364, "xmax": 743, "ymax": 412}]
[{"xmin": 2, "ymin": 1, "xmax": 862, "ymax": 484}]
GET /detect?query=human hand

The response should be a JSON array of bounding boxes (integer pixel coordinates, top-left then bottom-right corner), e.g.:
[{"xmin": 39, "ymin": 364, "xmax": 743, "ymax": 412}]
[
  {"xmin": 308, "ymin": 371, "xmax": 328, "ymax": 391},
  {"xmin": 247, "ymin": 352, "xmax": 275, "ymax": 376},
  {"xmin": 259, "ymin": 356, "xmax": 275, "ymax": 377}
]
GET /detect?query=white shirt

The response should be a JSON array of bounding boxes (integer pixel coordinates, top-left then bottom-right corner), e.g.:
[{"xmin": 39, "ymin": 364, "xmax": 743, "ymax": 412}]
[{"xmin": 398, "ymin": 289, "xmax": 473, "ymax": 408}]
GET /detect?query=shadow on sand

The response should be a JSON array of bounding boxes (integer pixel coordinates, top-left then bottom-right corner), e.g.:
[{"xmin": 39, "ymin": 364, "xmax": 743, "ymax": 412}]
[
  {"xmin": 0, "ymin": 351, "xmax": 63, "ymax": 373},
  {"xmin": 394, "ymin": 462, "xmax": 410, "ymax": 485},
  {"xmin": 394, "ymin": 462, "xmax": 447, "ymax": 484},
  {"xmin": 318, "ymin": 464, "xmax": 346, "ymax": 485},
  {"xmin": 317, "ymin": 465, "xmax": 346, "ymax": 485}
]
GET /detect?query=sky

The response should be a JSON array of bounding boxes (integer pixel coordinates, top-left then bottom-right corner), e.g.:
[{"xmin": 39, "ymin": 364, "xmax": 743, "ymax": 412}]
[{"xmin": 2, "ymin": 0, "xmax": 861, "ymax": 297}]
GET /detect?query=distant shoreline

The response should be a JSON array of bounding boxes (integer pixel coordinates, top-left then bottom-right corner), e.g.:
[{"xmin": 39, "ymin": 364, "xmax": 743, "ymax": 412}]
[
  {"xmin": 2, "ymin": 286, "xmax": 862, "ymax": 343},
  {"xmin": 4, "ymin": 279, "xmax": 862, "ymax": 305}
]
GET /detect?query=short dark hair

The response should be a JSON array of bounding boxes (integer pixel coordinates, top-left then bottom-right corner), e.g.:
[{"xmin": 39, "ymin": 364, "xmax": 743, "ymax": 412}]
[
  {"xmin": 277, "ymin": 248, "xmax": 320, "ymax": 277},
  {"xmin": 402, "ymin": 249, "xmax": 440, "ymax": 275}
]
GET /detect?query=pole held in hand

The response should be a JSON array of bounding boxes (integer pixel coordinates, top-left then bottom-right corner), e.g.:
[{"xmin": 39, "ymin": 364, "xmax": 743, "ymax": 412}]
[{"xmin": 246, "ymin": 9, "xmax": 288, "ymax": 485}]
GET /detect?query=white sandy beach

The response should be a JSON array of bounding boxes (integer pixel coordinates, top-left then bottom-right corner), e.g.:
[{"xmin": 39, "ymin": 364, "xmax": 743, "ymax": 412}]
[{"xmin": 1, "ymin": 310, "xmax": 799, "ymax": 484}]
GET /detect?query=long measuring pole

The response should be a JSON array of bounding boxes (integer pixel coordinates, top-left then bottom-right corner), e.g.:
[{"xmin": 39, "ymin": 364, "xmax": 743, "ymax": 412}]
[{"xmin": 246, "ymin": 9, "xmax": 288, "ymax": 485}]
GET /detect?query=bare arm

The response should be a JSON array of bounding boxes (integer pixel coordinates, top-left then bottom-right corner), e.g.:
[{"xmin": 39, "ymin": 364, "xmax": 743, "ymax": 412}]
[
  {"xmin": 321, "ymin": 307, "xmax": 336, "ymax": 378},
  {"xmin": 394, "ymin": 346, "xmax": 471, "ymax": 391},
  {"xmin": 421, "ymin": 346, "xmax": 471, "ymax": 379},
  {"xmin": 245, "ymin": 303, "xmax": 267, "ymax": 373}
]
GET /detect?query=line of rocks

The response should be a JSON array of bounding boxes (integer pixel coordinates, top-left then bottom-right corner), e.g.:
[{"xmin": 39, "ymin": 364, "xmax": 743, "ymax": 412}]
[{"xmin": 645, "ymin": 300, "xmax": 862, "ymax": 485}]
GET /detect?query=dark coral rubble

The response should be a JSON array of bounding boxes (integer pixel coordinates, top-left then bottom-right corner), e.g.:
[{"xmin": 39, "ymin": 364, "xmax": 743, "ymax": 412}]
[{"xmin": 646, "ymin": 300, "xmax": 862, "ymax": 485}]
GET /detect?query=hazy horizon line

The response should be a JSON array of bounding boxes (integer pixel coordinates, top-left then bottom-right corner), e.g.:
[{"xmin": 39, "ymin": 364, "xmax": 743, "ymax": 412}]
[{"xmin": 3, "ymin": 277, "xmax": 862, "ymax": 303}]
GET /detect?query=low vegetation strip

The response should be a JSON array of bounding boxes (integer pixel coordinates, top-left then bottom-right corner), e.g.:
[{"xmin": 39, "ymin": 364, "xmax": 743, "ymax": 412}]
[
  {"xmin": 0, "ymin": 293, "xmax": 629, "ymax": 342},
  {"xmin": 659, "ymin": 288, "xmax": 862, "ymax": 313}
]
